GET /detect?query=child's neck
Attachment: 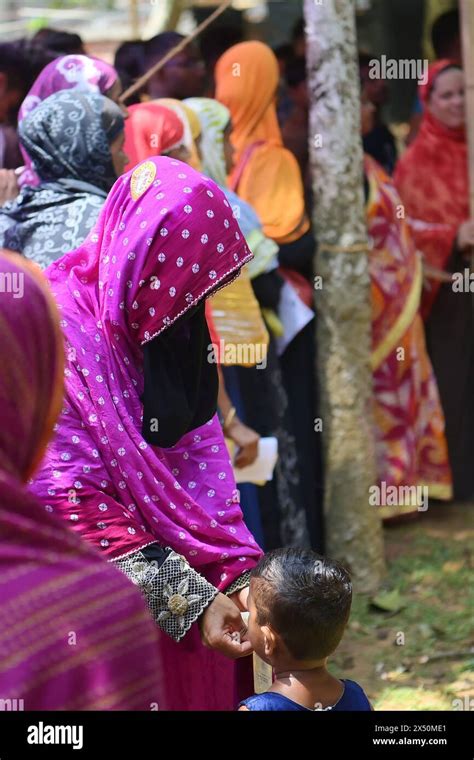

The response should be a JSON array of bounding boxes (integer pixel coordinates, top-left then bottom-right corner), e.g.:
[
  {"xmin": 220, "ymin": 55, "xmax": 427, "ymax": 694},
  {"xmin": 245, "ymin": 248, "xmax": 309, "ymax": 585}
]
[{"xmin": 269, "ymin": 659, "xmax": 344, "ymax": 711}]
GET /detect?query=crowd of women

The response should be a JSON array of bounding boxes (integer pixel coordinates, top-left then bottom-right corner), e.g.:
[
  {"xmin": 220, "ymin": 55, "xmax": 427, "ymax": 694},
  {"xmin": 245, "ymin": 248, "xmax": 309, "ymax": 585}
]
[{"xmin": 0, "ymin": 12, "xmax": 472, "ymax": 709}]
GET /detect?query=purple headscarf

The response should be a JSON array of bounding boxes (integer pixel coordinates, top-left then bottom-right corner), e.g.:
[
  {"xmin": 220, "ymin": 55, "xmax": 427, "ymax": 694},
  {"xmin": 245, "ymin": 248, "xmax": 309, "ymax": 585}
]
[
  {"xmin": 18, "ymin": 55, "xmax": 118, "ymax": 186},
  {"xmin": 30, "ymin": 156, "xmax": 262, "ymax": 591}
]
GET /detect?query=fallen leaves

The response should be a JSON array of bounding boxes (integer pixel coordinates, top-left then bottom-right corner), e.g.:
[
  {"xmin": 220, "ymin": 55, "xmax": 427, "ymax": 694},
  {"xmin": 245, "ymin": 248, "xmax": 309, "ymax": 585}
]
[{"xmin": 370, "ymin": 589, "xmax": 406, "ymax": 614}]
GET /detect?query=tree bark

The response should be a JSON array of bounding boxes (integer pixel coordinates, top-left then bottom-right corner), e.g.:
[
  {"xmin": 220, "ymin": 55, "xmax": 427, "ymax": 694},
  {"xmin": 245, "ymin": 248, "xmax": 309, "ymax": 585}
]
[{"xmin": 304, "ymin": 0, "xmax": 385, "ymax": 591}]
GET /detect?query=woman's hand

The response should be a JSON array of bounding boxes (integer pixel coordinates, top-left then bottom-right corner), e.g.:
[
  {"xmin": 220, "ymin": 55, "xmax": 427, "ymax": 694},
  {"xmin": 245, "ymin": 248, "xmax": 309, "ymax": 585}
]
[
  {"xmin": 0, "ymin": 169, "xmax": 19, "ymax": 206},
  {"xmin": 457, "ymin": 220, "xmax": 474, "ymax": 251},
  {"xmin": 422, "ymin": 260, "xmax": 453, "ymax": 285},
  {"xmin": 225, "ymin": 416, "xmax": 260, "ymax": 468},
  {"xmin": 199, "ymin": 592, "xmax": 252, "ymax": 659}
]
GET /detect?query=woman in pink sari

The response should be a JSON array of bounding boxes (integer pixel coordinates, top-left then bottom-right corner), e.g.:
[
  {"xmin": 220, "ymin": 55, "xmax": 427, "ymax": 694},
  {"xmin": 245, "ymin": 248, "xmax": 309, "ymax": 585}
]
[
  {"xmin": 30, "ymin": 156, "xmax": 263, "ymax": 709},
  {"xmin": 0, "ymin": 250, "xmax": 165, "ymax": 710}
]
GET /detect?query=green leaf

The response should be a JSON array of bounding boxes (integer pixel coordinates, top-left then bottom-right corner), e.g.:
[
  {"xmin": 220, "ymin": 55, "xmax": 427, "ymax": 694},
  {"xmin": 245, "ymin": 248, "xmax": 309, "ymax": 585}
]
[{"xmin": 370, "ymin": 589, "xmax": 406, "ymax": 614}]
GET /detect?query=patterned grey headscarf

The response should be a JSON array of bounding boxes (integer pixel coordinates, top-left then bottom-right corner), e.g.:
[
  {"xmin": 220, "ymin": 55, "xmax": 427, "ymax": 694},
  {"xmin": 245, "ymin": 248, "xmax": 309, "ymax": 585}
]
[
  {"xmin": 0, "ymin": 90, "xmax": 124, "ymax": 269},
  {"xmin": 19, "ymin": 89, "xmax": 123, "ymax": 193}
]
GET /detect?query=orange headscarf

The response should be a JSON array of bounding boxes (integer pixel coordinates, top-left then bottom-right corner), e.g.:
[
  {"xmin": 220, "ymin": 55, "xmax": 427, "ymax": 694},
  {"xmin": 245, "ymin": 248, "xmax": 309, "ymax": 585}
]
[
  {"xmin": 215, "ymin": 41, "xmax": 309, "ymax": 243},
  {"xmin": 123, "ymin": 102, "xmax": 184, "ymax": 169}
]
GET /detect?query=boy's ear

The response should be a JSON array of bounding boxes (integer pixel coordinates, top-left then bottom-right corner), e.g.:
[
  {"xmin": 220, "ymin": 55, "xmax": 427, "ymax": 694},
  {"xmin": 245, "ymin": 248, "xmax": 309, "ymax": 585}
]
[{"xmin": 261, "ymin": 625, "xmax": 276, "ymax": 657}]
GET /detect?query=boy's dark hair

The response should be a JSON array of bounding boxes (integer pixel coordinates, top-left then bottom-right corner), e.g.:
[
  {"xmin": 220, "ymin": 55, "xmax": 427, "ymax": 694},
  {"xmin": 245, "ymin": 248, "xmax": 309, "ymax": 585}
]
[
  {"xmin": 250, "ymin": 548, "xmax": 352, "ymax": 661},
  {"xmin": 285, "ymin": 56, "xmax": 306, "ymax": 88},
  {"xmin": 431, "ymin": 9, "xmax": 460, "ymax": 59}
]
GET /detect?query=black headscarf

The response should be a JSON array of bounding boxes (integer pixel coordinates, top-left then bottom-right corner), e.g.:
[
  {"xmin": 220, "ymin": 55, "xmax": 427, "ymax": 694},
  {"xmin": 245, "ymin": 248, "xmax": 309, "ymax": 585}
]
[{"xmin": 141, "ymin": 302, "xmax": 218, "ymax": 448}]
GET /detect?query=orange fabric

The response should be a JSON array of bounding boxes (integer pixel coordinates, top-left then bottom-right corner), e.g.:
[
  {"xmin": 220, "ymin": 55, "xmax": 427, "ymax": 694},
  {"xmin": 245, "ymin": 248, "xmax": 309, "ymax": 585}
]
[
  {"xmin": 394, "ymin": 60, "xmax": 468, "ymax": 317},
  {"xmin": 123, "ymin": 102, "xmax": 184, "ymax": 169},
  {"xmin": 215, "ymin": 41, "xmax": 308, "ymax": 243}
]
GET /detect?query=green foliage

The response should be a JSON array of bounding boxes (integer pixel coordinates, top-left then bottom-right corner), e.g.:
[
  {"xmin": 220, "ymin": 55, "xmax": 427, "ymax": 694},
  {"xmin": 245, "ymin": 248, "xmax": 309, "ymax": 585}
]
[
  {"xmin": 331, "ymin": 504, "xmax": 474, "ymax": 710},
  {"xmin": 27, "ymin": 17, "xmax": 49, "ymax": 32},
  {"xmin": 44, "ymin": 0, "xmax": 115, "ymax": 8}
]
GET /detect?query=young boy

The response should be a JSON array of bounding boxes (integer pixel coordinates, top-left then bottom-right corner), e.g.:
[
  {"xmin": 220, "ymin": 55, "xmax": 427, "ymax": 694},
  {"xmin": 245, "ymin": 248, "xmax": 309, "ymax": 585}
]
[{"xmin": 239, "ymin": 548, "xmax": 372, "ymax": 711}]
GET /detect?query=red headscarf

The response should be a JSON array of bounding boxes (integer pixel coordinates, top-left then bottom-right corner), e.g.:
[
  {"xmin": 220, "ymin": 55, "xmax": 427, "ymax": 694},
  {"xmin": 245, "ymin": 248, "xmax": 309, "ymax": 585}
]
[
  {"xmin": 418, "ymin": 58, "xmax": 461, "ymax": 105},
  {"xmin": 394, "ymin": 59, "xmax": 467, "ymax": 317},
  {"xmin": 124, "ymin": 102, "xmax": 184, "ymax": 169}
]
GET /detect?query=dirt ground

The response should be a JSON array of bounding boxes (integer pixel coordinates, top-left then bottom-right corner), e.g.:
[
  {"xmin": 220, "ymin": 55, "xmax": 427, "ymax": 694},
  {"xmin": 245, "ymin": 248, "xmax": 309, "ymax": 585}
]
[{"xmin": 330, "ymin": 502, "xmax": 474, "ymax": 710}]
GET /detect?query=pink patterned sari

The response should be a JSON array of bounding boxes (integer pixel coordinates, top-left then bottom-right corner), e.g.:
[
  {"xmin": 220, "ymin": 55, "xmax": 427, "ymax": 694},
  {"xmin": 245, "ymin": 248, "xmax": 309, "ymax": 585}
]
[{"xmin": 29, "ymin": 156, "xmax": 263, "ymax": 708}]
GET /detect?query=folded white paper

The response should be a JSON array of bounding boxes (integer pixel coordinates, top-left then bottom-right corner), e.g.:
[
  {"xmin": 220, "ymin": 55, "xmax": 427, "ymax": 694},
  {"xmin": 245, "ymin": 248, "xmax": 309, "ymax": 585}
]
[
  {"xmin": 233, "ymin": 436, "xmax": 278, "ymax": 484},
  {"xmin": 275, "ymin": 280, "xmax": 314, "ymax": 356}
]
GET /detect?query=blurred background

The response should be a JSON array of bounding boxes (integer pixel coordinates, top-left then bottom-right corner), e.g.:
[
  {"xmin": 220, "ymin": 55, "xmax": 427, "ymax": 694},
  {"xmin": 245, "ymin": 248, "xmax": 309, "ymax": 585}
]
[{"xmin": 0, "ymin": 0, "xmax": 457, "ymax": 122}]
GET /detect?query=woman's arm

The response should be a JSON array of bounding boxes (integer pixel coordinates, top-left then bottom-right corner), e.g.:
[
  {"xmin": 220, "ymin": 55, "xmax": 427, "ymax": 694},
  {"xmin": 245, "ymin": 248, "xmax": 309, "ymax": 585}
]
[{"xmin": 113, "ymin": 543, "xmax": 252, "ymax": 657}]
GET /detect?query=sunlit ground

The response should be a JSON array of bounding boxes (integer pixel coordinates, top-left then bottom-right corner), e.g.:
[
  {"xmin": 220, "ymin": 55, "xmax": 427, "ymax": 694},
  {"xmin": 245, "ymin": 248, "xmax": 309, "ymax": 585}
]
[{"xmin": 331, "ymin": 502, "xmax": 474, "ymax": 711}]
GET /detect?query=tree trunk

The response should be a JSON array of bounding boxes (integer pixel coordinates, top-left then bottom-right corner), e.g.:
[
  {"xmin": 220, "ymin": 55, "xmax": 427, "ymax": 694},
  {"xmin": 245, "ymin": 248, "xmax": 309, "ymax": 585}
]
[
  {"xmin": 304, "ymin": 0, "xmax": 385, "ymax": 591},
  {"xmin": 129, "ymin": 0, "xmax": 140, "ymax": 38}
]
